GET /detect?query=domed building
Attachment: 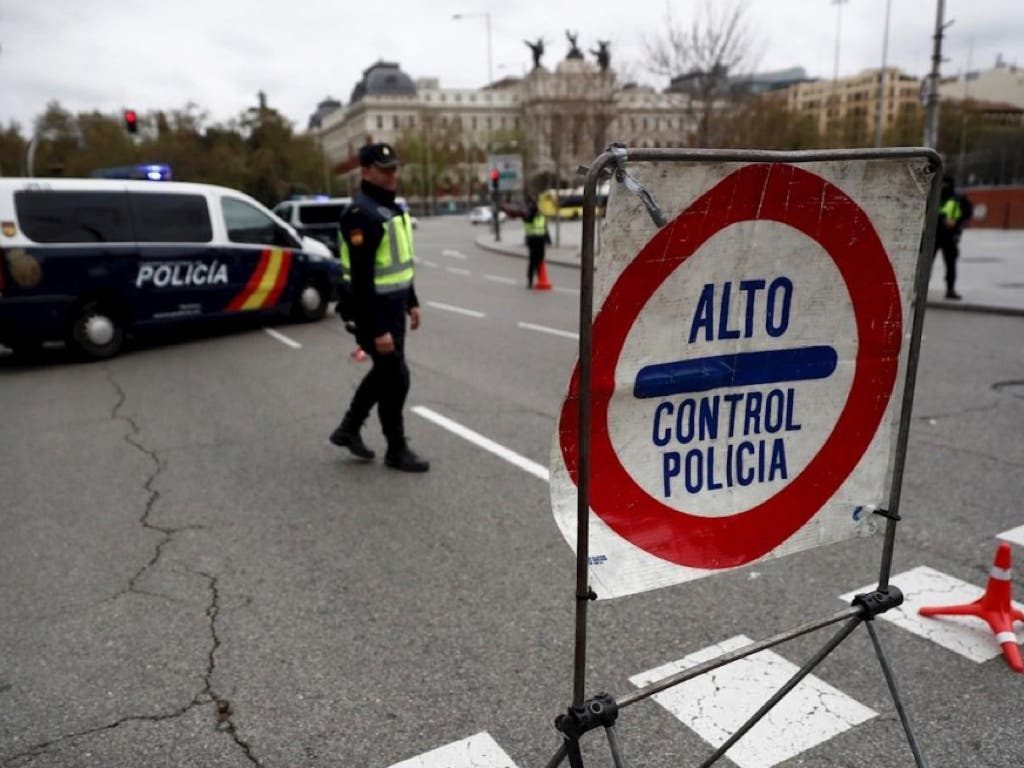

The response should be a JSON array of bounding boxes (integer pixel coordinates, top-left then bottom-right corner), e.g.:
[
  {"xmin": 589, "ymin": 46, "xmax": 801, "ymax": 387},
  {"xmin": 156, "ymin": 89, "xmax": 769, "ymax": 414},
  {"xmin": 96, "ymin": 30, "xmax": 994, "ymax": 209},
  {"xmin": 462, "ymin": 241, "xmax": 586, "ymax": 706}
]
[{"xmin": 312, "ymin": 46, "xmax": 697, "ymax": 207}]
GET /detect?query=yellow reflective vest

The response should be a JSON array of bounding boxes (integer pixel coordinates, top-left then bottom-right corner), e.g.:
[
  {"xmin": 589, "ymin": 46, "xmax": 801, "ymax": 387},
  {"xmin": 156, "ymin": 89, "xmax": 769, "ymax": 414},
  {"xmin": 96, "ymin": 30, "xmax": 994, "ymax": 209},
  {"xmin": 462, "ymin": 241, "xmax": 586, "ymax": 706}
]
[
  {"xmin": 339, "ymin": 193, "xmax": 415, "ymax": 294},
  {"xmin": 524, "ymin": 212, "xmax": 547, "ymax": 238}
]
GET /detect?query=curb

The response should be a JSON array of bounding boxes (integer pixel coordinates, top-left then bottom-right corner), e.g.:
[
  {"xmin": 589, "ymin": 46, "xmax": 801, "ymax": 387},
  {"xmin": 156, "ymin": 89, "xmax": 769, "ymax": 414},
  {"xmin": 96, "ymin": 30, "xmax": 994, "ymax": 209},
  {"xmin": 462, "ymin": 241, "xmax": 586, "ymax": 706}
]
[{"xmin": 474, "ymin": 237, "xmax": 1024, "ymax": 318}]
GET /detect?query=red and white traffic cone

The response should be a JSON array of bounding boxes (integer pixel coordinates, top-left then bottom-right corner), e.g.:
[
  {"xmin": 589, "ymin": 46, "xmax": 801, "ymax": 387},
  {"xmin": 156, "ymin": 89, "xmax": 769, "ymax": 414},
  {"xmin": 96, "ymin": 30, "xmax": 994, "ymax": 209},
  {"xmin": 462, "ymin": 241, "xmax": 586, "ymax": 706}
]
[
  {"xmin": 919, "ymin": 542, "xmax": 1024, "ymax": 673},
  {"xmin": 534, "ymin": 261, "xmax": 552, "ymax": 291}
]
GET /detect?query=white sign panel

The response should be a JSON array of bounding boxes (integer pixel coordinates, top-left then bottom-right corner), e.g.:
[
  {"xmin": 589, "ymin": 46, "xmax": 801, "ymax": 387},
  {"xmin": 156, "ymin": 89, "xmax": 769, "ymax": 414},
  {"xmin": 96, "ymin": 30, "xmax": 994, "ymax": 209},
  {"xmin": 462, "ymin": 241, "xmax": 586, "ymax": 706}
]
[{"xmin": 550, "ymin": 158, "xmax": 932, "ymax": 598}]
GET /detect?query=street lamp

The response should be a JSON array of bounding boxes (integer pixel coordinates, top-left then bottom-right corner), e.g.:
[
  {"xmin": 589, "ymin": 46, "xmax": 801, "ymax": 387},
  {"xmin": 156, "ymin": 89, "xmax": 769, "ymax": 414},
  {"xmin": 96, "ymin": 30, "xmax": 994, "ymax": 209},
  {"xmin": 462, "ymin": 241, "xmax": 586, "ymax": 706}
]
[
  {"xmin": 830, "ymin": 0, "xmax": 849, "ymax": 144},
  {"xmin": 452, "ymin": 11, "xmax": 499, "ymax": 239},
  {"xmin": 873, "ymin": 0, "xmax": 893, "ymax": 147}
]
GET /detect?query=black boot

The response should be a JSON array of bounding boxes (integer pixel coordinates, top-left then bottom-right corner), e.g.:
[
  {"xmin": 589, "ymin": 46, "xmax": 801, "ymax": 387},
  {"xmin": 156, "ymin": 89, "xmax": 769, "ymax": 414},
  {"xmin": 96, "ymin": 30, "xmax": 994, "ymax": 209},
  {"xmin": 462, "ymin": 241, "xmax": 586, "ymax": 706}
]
[
  {"xmin": 385, "ymin": 442, "xmax": 430, "ymax": 473},
  {"xmin": 330, "ymin": 416, "xmax": 375, "ymax": 459}
]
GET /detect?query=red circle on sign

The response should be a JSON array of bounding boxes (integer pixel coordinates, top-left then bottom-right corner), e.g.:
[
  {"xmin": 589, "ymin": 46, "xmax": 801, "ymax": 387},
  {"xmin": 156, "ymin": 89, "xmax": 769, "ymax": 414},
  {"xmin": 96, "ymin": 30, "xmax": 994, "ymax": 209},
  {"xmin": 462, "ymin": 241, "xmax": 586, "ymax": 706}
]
[{"xmin": 558, "ymin": 163, "xmax": 902, "ymax": 569}]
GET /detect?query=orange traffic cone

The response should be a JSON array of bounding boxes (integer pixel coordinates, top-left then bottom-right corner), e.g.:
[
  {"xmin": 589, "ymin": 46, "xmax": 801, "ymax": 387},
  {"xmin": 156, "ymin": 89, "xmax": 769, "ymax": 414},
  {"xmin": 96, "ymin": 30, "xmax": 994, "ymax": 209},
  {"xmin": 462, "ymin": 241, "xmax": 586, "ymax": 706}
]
[
  {"xmin": 350, "ymin": 347, "xmax": 368, "ymax": 362},
  {"xmin": 919, "ymin": 542, "xmax": 1024, "ymax": 672},
  {"xmin": 534, "ymin": 261, "xmax": 552, "ymax": 291}
]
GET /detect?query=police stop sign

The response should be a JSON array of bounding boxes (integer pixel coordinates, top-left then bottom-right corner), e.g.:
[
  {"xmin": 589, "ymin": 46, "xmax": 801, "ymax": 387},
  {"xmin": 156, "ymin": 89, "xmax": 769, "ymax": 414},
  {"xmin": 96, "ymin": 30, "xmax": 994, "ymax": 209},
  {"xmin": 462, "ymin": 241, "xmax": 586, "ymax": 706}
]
[{"xmin": 549, "ymin": 159, "xmax": 933, "ymax": 599}]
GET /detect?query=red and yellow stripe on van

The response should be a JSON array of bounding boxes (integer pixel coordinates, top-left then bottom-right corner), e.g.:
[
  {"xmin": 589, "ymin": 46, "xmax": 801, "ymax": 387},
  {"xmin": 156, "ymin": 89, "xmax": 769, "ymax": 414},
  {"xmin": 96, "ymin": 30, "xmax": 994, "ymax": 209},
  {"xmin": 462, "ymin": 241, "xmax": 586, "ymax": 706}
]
[{"xmin": 226, "ymin": 248, "xmax": 292, "ymax": 311}]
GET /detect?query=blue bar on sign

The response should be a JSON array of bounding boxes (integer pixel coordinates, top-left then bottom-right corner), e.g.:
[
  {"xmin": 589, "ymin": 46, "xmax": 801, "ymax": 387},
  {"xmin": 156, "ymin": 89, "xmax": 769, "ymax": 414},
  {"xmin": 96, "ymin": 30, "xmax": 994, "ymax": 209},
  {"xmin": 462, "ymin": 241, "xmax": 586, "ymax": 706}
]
[{"xmin": 633, "ymin": 345, "xmax": 838, "ymax": 398}]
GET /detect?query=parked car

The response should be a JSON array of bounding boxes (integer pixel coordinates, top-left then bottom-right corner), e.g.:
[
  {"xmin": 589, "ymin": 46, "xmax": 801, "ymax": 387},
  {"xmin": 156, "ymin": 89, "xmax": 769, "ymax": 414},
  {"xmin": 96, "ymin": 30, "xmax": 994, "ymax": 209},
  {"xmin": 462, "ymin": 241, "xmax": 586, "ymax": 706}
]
[
  {"xmin": 0, "ymin": 178, "xmax": 342, "ymax": 359},
  {"xmin": 468, "ymin": 206, "xmax": 507, "ymax": 225}
]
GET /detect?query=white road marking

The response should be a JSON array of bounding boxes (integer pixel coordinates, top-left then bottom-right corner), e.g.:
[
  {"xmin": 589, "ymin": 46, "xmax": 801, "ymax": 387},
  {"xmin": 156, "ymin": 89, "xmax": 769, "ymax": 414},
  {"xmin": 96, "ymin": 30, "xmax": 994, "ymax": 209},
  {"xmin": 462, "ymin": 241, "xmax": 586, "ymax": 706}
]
[
  {"xmin": 997, "ymin": 525, "xmax": 1024, "ymax": 547},
  {"xmin": 446, "ymin": 266, "xmax": 472, "ymax": 276},
  {"xmin": 442, "ymin": 248, "xmax": 467, "ymax": 259},
  {"xmin": 263, "ymin": 328, "xmax": 301, "ymax": 348},
  {"xmin": 840, "ymin": 566, "xmax": 1024, "ymax": 663},
  {"xmin": 411, "ymin": 406, "xmax": 549, "ymax": 481},
  {"xmin": 417, "ymin": 258, "xmax": 439, "ymax": 268},
  {"xmin": 554, "ymin": 285, "xmax": 580, "ymax": 295},
  {"xmin": 484, "ymin": 274, "xmax": 518, "ymax": 285},
  {"xmin": 389, "ymin": 731, "xmax": 520, "ymax": 768},
  {"xmin": 426, "ymin": 301, "xmax": 485, "ymax": 318},
  {"xmin": 629, "ymin": 635, "xmax": 876, "ymax": 768},
  {"xmin": 517, "ymin": 321, "xmax": 578, "ymax": 340}
]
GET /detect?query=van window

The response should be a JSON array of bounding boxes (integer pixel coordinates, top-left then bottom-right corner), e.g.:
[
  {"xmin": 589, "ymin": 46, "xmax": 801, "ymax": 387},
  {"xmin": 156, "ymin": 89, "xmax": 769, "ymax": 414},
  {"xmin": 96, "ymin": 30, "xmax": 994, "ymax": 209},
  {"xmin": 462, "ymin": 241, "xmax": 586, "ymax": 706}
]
[
  {"xmin": 298, "ymin": 204, "xmax": 345, "ymax": 225},
  {"xmin": 222, "ymin": 196, "xmax": 293, "ymax": 246},
  {"xmin": 130, "ymin": 193, "xmax": 212, "ymax": 242},
  {"xmin": 15, "ymin": 191, "xmax": 133, "ymax": 243}
]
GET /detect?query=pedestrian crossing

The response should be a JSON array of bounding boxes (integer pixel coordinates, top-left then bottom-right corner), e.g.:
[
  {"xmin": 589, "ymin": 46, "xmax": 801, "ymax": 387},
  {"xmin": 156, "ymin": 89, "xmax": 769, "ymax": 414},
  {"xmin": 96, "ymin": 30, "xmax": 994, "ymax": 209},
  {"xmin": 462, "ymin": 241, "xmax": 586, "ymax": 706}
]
[{"xmin": 390, "ymin": 534, "xmax": 1024, "ymax": 768}]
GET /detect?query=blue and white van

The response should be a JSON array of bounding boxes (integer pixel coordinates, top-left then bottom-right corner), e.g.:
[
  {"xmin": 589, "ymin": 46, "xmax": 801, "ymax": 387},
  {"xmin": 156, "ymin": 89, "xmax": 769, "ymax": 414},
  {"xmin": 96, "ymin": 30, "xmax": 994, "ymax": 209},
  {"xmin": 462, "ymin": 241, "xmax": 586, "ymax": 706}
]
[{"xmin": 0, "ymin": 178, "xmax": 343, "ymax": 359}]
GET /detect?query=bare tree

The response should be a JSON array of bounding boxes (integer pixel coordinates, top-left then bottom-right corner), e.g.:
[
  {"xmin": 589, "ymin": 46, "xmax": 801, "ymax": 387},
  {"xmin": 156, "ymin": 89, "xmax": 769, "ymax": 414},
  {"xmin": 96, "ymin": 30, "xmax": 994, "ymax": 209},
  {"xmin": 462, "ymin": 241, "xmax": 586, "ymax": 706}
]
[{"xmin": 644, "ymin": 0, "xmax": 756, "ymax": 146}]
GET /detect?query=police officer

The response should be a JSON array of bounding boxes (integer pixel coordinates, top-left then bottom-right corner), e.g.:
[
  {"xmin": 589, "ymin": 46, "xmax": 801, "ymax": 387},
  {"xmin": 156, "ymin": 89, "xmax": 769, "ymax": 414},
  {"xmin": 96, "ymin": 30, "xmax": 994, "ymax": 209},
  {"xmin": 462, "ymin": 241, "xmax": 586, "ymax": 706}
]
[
  {"xmin": 523, "ymin": 197, "xmax": 551, "ymax": 289},
  {"xmin": 329, "ymin": 142, "xmax": 429, "ymax": 472},
  {"xmin": 935, "ymin": 175, "xmax": 966, "ymax": 300}
]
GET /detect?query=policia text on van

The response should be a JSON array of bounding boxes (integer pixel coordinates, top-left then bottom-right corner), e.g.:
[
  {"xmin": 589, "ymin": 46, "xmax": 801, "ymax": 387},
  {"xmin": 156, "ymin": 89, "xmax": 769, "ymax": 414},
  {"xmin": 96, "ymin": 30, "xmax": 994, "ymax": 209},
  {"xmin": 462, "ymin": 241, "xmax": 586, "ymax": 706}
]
[{"xmin": 0, "ymin": 179, "xmax": 343, "ymax": 359}]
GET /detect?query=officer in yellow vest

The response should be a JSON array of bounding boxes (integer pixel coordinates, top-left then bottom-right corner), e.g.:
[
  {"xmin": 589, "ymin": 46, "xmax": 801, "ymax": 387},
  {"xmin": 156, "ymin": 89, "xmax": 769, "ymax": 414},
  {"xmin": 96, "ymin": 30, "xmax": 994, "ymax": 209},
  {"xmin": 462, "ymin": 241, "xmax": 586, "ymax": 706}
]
[
  {"xmin": 523, "ymin": 198, "xmax": 551, "ymax": 289},
  {"xmin": 935, "ymin": 175, "xmax": 967, "ymax": 300},
  {"xmin": 330, "ymin": 143, "xmax": 429, "ymax": 472}
]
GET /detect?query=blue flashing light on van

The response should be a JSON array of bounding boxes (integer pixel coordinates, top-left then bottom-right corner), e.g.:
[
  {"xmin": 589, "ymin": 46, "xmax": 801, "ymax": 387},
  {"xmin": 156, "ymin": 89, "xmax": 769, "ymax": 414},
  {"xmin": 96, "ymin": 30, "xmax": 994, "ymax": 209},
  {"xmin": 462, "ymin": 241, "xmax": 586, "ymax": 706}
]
[{"xmin": 90, "ymin": 163, "xmax": 173, "ymax": 181}]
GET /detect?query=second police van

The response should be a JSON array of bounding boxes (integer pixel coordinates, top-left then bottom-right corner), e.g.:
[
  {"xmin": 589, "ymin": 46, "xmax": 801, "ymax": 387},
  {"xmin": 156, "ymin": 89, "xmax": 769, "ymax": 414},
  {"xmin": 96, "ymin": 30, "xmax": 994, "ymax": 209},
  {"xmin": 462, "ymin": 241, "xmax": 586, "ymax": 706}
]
[{"xmin": 0, "ymin": 178, "xmax": 343, "ymax": 359}]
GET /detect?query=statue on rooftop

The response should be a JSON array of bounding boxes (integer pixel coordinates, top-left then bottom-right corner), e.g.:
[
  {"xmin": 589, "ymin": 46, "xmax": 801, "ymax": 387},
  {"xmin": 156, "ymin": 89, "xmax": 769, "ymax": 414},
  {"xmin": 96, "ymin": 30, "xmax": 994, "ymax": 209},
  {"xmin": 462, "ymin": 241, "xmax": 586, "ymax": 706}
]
[
  {"xmin": 590, "ymin": 40, "xmax": 611, "ymax": 73},
  {"xmin": 565, "ymin": 30, "xmax": 584, "ymax": 60},
  {"xmin": 524, "ymin": 38, "xmax": 545, "ymax": 70}
]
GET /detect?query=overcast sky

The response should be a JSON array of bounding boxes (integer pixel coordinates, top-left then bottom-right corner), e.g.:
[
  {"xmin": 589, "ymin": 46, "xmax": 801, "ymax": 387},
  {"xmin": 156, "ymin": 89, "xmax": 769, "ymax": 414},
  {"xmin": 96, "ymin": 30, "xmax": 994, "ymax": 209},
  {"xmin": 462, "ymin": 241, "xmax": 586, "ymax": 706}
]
[{"xmin": 1, "ymin": 0, "xmax": 1020, "ymax": 135}]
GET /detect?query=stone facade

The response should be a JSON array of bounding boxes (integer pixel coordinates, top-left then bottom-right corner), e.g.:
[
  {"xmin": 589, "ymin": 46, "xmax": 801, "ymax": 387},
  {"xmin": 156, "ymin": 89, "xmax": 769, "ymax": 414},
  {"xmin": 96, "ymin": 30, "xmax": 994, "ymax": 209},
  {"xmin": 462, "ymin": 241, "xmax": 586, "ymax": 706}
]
[{"xmin": 312, "ymin": 57, "xmax": 698, "ymax": 197}]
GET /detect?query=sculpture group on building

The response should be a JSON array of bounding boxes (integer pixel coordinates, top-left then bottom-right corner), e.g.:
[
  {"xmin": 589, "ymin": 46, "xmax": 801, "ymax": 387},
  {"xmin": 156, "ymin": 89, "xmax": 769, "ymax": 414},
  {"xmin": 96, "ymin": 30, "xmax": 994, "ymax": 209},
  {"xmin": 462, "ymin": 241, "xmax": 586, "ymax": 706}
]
[{"xmin": 522, "ymin": 32, "xmax": 611, "ymax": 73}]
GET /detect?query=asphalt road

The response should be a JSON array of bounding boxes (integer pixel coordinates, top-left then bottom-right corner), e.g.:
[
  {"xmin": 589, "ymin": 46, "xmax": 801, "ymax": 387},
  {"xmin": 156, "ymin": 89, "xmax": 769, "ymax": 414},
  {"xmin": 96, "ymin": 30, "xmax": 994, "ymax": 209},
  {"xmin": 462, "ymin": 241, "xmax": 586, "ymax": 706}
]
[{"xmin": 1, "ymin": 216, "xmax": 1023, "ymax": 767}]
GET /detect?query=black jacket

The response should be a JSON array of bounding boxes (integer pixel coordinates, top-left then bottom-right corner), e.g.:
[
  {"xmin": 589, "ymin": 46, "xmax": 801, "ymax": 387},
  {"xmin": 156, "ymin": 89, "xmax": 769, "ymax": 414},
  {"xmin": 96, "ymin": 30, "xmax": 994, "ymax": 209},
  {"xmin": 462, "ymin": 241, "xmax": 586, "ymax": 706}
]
[{"xmin": 339, "ymin": 180, "xmax": 419, "ymax": 338}]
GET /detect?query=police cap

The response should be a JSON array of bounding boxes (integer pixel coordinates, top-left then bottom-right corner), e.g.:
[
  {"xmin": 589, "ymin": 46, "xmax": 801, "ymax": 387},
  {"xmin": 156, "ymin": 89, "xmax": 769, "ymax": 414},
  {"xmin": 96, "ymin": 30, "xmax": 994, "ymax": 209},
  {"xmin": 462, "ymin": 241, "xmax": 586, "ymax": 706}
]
[{"xmin": 359, "ymin": 142, "xmax": 399, "ymax": 169}]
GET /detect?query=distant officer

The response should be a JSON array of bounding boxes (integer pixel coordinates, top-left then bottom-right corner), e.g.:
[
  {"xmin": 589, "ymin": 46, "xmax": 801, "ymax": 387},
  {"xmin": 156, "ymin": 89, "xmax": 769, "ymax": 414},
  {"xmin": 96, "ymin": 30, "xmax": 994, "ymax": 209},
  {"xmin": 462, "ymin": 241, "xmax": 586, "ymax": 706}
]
[
  {"xmin": 522, "ymin": 197, "xmax": 551, "ymax": 289},
  {"xmin": 935, "ymin": 175, "xmax": 967, "ymax": 300},
  {"xmin": 329, "ymin": 142, "xmax": 429, "ymax": 472}
]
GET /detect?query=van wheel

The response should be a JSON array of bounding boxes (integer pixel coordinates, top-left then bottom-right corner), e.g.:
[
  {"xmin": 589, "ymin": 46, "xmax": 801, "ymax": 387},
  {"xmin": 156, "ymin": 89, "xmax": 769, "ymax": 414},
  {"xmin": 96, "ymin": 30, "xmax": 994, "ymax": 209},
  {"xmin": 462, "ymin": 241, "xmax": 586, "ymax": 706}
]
[
  {"xmin": 69, "ymin": 302, "xmax": 124, "ymax": 359},
  {"xmin": 292, "ymin": 281, "xmax": 328, "ymax": 322}
]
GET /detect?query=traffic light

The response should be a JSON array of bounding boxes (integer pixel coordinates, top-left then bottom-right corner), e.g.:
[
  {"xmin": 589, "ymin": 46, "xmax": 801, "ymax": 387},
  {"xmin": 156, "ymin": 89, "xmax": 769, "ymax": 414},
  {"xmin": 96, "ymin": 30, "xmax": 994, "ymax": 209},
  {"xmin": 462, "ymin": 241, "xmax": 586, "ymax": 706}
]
[
  {"xmin": 490, "ymin": 168, "xmax": 499, "ymax": 194},
  {"xmin": 124, "ymin": 109, "xmax": 138, "ymax": 134}
]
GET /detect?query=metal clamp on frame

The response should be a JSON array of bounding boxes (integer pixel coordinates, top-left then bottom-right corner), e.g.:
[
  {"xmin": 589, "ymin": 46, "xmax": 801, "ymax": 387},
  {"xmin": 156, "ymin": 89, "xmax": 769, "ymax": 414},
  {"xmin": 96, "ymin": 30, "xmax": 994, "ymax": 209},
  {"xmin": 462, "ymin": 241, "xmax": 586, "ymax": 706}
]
[
  {"xmin": 608, "ymin": 143, "xmax": 668, "ymax": 227},
  {"xmin": 852, "ymin": 585, "xmax": 904, "ymax": 620},
  {"xmin": 555, "ymin": 693, "xmax": 622, "ymax": 768}
]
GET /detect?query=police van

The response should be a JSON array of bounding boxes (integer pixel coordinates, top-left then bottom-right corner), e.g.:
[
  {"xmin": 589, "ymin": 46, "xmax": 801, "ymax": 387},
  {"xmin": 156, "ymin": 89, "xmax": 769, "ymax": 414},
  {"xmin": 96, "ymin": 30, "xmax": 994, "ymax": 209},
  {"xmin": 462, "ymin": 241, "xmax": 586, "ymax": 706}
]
[{"xmin": 0, "ymin": 178, "xmax": 343, "ymax": 359}]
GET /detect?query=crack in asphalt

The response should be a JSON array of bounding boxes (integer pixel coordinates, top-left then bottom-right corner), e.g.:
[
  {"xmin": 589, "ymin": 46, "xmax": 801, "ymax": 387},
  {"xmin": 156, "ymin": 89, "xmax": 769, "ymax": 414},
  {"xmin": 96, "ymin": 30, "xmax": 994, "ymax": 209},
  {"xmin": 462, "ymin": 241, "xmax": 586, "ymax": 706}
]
[
  {"xmin": 1, "ymin": 574, "xmax": 261, "ymax": 768},
  {"xmin": 0, "ymin": 371, "xmax": 260, "ymax": 767}
]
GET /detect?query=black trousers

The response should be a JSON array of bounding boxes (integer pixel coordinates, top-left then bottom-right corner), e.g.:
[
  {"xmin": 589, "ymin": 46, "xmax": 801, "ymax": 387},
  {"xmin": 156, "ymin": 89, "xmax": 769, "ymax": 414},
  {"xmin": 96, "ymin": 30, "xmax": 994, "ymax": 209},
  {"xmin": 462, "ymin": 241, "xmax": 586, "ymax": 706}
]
[
  {"xmin": 348, "ymin": 329, "xmax": 410, "ymax": 450},
  {"xmin": 526, "ymin": 237, "xmax": 546, "ymax": 286},
  {"xmin": 934, "ymin": 236, "xmax": 959, "ymax": 292}
]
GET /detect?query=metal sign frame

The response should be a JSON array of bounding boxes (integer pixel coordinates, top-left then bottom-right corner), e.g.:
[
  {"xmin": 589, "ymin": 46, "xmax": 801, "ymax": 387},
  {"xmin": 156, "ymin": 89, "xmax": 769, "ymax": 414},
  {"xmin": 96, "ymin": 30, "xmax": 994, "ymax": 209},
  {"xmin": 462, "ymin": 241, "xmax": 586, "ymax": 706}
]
[{"xmin": 546, "ymin": 145, "xmax": 943, "ymax": 768}]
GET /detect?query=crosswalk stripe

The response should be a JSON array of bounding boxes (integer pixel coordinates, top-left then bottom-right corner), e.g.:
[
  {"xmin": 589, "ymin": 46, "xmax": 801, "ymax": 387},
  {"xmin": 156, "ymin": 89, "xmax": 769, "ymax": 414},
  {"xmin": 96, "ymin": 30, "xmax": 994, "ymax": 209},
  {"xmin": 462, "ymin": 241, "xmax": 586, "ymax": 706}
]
[
  {"xmin": 997, "ymin": 525, "xmax": 1024, "ymax": 547},
  {"xmin": 840, "ymin": 566, "xmax": 1024, "ymax": 663},
  {"xmin": 389, "ymin": 731, "xmax": 520, "ymax": 768},
  {"xmin": 629, "ymin": 635, "xmax": 876, "ymax": 768}
]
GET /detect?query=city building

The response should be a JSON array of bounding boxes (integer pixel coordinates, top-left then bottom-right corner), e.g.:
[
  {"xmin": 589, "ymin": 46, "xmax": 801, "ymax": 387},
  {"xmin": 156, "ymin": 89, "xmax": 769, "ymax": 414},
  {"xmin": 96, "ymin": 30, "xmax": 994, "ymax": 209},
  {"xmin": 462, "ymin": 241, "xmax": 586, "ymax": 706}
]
[
  {"xmin": 782, "ymin": 67, "xmax": 923, "ymax": 144},
  {"xmin": 312, "ymin": 50, "xmax": 697, "ymax": 207},
  {"xmin": 939, "ymin": 57, "xmax": 1024, "ymax": 110}
]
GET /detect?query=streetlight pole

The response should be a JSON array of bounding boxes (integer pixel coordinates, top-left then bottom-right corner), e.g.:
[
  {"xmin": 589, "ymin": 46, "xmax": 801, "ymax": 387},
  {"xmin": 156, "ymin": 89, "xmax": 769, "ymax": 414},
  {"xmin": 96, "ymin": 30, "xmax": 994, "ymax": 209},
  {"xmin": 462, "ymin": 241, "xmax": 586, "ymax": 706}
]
[
  {"xmin": 873, "ymin": 0, "xmax": 893, "ymax": 147},
  {"xmin": 923, "ymin": 0, "xmax": 948, "ymax": 149},
  {"xmin": 830, "ymin": 0, "xmax": 849, "ymax": 145},
  {"xmin": 453, "ymin": 11, "xmax": 500, "ymax": 240}
]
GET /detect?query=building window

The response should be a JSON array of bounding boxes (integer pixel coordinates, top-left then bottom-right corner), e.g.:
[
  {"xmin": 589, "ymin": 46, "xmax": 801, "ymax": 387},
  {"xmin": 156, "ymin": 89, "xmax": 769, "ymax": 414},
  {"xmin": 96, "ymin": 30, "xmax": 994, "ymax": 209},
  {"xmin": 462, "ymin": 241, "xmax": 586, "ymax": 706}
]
[
  {"xmin": 392, "ymin": 115, "xmax": 399, "ymax": 129},
  {"xmin": 376, "ymin": 115, "xmax": 383, "ymax": 129}
]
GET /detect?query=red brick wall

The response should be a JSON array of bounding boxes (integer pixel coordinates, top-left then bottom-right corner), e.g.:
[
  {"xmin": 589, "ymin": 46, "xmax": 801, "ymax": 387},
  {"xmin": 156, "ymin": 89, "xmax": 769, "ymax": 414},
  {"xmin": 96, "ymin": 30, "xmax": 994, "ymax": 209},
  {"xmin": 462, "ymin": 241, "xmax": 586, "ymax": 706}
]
[{"xmin": 962, "ymin": 186, "xmax": 1024, "ymax": 229}]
